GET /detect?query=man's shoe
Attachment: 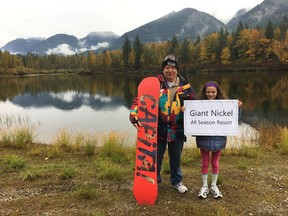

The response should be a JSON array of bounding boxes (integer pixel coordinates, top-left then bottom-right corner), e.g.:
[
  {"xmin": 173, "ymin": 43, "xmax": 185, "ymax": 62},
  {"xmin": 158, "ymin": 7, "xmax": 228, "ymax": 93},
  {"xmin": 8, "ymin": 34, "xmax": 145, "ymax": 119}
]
[{"xmin": 172, "ymin": 182, "xmax": 188, "ymax": 194}]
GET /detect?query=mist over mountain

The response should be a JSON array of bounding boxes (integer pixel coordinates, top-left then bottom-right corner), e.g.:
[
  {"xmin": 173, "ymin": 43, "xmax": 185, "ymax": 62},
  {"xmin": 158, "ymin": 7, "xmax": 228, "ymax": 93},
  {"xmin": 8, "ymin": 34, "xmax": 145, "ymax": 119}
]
[
  {"xmin": 227, "ymin": 0, "xmax": 288, "ymax": 30},
  {"xmin": 1, "ymin": 32, "xmax": 119, "ymax": 55},
  {"xmin": 1, "ymin": 0, "xmax": 288, "ymax": 55}
]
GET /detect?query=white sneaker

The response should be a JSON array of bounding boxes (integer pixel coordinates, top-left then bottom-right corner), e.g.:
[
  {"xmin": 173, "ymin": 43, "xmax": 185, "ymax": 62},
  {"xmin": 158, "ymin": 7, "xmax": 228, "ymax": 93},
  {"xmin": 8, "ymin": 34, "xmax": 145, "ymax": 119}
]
[
  {"xmin": 172, "ymin": 182, "xmax": 188, "ymax": 194},
  {"xmin": 198, "ymin": 186, "xmax": 209, "ymax": 199},
  {"xmin": 210, "ymin": 186, "xmax": 222, "ymax": 198}
]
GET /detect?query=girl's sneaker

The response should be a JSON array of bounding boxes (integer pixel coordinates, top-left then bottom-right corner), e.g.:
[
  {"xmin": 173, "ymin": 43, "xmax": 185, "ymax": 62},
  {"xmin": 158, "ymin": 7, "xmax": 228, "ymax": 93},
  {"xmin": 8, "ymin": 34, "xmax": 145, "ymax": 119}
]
[
  {"xmin": 198, "ymin": 186, "xmax": 209, "ymax": 199},
  {"xmin": 210, "ymin": 186, "xmax": 222, "ymax": 198}
]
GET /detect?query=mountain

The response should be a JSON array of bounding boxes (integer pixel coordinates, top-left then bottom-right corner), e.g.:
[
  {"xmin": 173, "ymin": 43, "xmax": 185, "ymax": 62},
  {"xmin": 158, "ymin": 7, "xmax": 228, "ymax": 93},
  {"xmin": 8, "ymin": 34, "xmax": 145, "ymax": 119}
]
[
  {"xmin": 2, "ymin": 38, "xmax": 45, "ymax": 53},
  {"xmin": 227, "ymin": 0, "xmax": 288, "ymax": 30},
  {"xmin": 2, "ymin": 0, "xmax": 288, "ymax": 55},
  {"xmin": 111, "ymin": 8, "xmax": 226, "ymax": 49},
  {"xmin": 1, "ymin": 32, "xmax": 119, "ymax": 55},
  {"xmin": 0, "ymin": 8, "xmax": 227, "ymax": 55}
]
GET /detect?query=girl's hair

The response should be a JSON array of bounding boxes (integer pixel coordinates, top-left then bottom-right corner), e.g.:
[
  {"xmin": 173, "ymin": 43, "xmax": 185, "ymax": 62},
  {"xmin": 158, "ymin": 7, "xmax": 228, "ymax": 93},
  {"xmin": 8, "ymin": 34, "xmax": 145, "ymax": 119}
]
[{"xmin": 197, "ymin": 81, "xmax": 227, "ymax": 100}]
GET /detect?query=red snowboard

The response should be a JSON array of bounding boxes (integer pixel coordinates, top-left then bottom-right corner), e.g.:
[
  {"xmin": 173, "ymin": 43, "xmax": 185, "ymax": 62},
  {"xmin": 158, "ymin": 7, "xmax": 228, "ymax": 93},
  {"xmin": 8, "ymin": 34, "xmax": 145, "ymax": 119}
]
[{"xmin": 133, "ymin": 77, "xmax": 160, "ymax": 205}]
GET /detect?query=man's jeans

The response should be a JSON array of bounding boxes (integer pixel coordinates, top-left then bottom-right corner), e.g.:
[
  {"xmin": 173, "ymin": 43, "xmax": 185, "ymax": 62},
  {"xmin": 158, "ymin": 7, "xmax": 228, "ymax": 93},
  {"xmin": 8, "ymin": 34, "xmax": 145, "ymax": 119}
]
[{"xmin": 157, "ymin": 138, "xmax": 184, "ymax": 185}]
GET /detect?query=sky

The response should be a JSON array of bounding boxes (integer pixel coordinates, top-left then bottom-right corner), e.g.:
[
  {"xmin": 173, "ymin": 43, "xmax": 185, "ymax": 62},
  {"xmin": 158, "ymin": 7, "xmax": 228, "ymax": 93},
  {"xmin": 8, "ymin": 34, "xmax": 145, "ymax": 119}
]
[{"xmin": 0, "ymin": 0, "xmax": 264, "ymax": 47}]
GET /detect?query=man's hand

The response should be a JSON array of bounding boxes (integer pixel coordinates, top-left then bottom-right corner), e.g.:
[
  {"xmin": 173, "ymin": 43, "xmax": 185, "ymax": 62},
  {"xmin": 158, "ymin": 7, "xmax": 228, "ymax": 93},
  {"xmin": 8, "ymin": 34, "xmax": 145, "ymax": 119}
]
[{"xmin": 133, "ymin": 121, "xmax": 142, "ymax": 131}]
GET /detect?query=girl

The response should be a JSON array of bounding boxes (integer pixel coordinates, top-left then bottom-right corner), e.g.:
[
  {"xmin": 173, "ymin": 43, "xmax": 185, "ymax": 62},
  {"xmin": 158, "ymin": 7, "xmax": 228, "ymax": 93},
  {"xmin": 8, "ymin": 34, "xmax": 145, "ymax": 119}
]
[{"xmin": 196, "ymin": 81, "xmax": 242, "ymax": 199}]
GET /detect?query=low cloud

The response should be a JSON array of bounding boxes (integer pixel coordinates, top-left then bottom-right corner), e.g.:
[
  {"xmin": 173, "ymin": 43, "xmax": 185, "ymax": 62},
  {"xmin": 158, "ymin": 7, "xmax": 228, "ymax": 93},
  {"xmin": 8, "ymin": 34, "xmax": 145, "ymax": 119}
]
[
  {"xmin": 46, "ymin": 44, "xmax": 76, "ymax": 55},
  {"xmin": 46, "ymin": 42, "xmax": 110, "ymax": 55}
]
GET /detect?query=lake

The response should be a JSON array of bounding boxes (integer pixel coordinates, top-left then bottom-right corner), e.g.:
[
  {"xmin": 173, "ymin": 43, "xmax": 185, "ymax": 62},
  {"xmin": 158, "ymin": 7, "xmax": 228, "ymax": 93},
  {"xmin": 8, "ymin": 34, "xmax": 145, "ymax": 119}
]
[{"xmin": 0, "ymin": 72, "xmax": 287, "ymax": 145}]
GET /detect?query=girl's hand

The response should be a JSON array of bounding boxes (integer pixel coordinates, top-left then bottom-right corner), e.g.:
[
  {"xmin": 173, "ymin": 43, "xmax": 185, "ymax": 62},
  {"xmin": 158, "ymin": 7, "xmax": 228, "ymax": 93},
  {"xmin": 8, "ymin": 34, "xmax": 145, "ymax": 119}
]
[
  {"xmin": 238, "ymin": 100, "xmax": 243, "ymax": 107},
  {"xmin": 181, "ymin": 106, "xmax": 186, "ymax": 112}
]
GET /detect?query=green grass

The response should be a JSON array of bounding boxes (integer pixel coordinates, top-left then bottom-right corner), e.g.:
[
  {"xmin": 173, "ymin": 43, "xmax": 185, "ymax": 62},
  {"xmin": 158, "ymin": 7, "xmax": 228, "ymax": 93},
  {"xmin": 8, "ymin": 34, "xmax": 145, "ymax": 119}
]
[
  {"xmin": 0, "ymin": 115, "xmax": 287, "ymax": 215},
  {"xmin": 73, "ymin": 183, "xmax": 100, "ymax": 200},
  {"xmin": 59, "ymin": 166, "xmax": 77, "ymax": 180},
  {"xmin": 21, "ymin": 168, "xmax": 41, "ymax": 181},
  {"xmin": 2, "ymin": 154, "xmax": 26, "ymax": 172},
  {"xmin": 0, "ymin": 138, "xmax": 287, "ymax": 215}
]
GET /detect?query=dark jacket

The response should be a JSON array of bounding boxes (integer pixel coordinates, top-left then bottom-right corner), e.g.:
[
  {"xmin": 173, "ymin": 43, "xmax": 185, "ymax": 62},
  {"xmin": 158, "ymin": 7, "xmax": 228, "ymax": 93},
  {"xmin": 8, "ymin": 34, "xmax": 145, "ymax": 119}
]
[{"xmin": 196, "ymin": 136, "xmax": 227, "ymax": 151}]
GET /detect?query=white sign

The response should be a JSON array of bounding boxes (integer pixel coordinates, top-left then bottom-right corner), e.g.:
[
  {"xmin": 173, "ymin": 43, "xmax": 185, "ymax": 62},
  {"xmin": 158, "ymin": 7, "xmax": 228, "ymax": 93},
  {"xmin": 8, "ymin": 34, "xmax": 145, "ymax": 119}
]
[{"xmin": 184, "ymin": 100, "xmax": 239, "ymax": 136}]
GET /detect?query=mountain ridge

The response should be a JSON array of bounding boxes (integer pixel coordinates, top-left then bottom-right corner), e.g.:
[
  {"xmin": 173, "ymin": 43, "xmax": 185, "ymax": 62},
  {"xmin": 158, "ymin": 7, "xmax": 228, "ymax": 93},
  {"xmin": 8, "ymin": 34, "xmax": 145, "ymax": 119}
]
[{"xmin": 1, "ymin": 0, "xmax": 288, "ymax": 55}]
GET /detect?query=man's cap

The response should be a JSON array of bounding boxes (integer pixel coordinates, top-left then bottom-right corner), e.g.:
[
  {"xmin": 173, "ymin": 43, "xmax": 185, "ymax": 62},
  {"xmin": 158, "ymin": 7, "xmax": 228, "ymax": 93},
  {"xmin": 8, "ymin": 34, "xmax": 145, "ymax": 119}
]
[{"xmin": 161, "ymin": 55, "xmax": 179, "ymax": 70}]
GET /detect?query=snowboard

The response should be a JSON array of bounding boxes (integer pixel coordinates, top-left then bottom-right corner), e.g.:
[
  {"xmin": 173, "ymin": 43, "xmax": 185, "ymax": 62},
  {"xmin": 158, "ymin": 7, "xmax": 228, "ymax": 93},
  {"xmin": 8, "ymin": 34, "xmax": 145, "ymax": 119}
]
[{"xmin": 133, "ymin": 76, "xmax": 160, "ymax": 205}]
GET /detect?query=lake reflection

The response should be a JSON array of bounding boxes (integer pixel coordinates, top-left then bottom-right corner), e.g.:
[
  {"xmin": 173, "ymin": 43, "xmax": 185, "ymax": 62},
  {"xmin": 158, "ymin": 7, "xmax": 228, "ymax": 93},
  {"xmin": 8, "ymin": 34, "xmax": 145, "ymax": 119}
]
[{"xmin": 0, "ymin": 73, "xmax": 287, "ymax": 145}]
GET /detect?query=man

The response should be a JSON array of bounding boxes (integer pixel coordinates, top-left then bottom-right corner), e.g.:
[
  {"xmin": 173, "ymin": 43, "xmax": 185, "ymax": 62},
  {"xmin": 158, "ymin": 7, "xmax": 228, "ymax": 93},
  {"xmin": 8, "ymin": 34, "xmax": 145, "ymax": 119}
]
[{"xmin": 130, "ymin": 54, "xmax": 195, "ymax": 193}]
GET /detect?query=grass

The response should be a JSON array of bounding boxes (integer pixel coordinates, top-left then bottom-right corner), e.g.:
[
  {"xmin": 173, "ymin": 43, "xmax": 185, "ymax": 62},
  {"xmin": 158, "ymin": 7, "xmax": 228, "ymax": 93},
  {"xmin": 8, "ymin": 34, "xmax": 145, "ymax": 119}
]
[
  {"xmin": 73, "ymin": 183, "xmax": 101, "ymax": 200},
  {"xmin": 0, "ymin": 117, "xmax": 287, "ymax": 215},
  {"xmin": 278, "ymin": 127, "xmax": 288, "ymax": 154},
  {"xmin": 2, "ymin": 154, "xmax": 26, "ymax": 171},
  {"xmin": 21, "ymin": 168, "xmax": 41, "ymax": 181}
]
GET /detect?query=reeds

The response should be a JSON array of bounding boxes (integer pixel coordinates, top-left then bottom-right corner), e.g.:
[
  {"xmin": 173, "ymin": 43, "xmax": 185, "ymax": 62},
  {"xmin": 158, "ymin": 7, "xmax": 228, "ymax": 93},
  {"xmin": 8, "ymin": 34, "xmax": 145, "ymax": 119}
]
[
  {"xmin": 1, "ymin": 114, "xmax": 287, "ymax": 189},
  {"xmin": 0, "ymin": 114, "xmax": 36, "ymax": 148},
  {"xmin": 253, "ymin": 120, "xmax": 288, "ymax": 154}
]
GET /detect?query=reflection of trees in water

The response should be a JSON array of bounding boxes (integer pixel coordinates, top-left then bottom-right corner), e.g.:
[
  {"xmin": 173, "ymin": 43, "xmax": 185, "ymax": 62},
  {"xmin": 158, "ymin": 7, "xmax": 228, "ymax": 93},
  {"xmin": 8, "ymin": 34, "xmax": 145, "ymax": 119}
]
[
  {"xmin": 186, "ymin": 73, "xmax": 288, "ymax": 125},
  {"xmin": 12, "ymin": 92, "xmax": 124, "ymax": 110},
  {"xmin": 0, "ymin": 74, "xmax": 136, "ymax": 101},
  {"xmin": 0, "ymin": 73, "xmax": 287, "ymax": 124},
  {"xmin": 270, "ymin": 76, "xmax": 288, "ymax": 109},
  {"xmin": 0, "ymin": 75, "xmax": 140, "ymax": 110},
  {"xmin": 187, "ymin": 73, "xmax": 287, "ymax": 111}
]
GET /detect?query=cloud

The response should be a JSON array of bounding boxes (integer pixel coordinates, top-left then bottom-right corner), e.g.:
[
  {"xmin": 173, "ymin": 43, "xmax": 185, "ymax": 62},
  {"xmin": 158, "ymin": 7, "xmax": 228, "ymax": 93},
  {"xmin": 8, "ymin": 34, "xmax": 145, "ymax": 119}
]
[
  {"xmin": 46, "ymin": 44, "xmax": 76, "ymax": 55},
  {"xmin": 45, "ymin": 42, "xmax": 110, "ymax": 55}
]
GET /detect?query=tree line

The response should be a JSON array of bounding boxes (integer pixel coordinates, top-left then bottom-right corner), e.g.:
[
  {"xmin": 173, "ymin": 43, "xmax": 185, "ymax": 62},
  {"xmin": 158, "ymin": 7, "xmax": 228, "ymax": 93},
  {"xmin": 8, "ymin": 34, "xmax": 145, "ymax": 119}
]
[{"xmin": 0, "ymin": 18, "xmax": 288, "ymax": 75}]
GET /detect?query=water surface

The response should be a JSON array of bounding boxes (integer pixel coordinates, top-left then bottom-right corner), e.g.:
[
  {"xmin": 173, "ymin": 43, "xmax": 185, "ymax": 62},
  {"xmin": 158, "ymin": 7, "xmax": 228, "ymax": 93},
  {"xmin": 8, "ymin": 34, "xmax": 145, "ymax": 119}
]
[{"xmin": 0, "ymin": 73, "xmax": 287, "ymax": 145}]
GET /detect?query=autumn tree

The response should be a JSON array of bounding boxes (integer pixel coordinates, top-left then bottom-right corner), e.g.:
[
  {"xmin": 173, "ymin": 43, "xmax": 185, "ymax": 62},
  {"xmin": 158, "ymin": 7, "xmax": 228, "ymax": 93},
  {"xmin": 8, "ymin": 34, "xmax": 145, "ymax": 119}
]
[
  {"xmin": 221, "ymin": 47, "xmax": 231, "ymax": 65},
  {"xmin": 273, "ymin": 31, "xmax": 288, "ymax": 64},
  {"xmin": 236, "ymin": 28, "xmax": 267, "ymax": 62},
  {"xmin": 198, "ymin": 43, "xmax": 209, "ymax": 64},
  {"xmin": 104, "ymin": 51, "xmax": 112, "ymax": 68},
  {"xmin": 87, "ymin": 51, "xmax": 96, "ymax": 71}
]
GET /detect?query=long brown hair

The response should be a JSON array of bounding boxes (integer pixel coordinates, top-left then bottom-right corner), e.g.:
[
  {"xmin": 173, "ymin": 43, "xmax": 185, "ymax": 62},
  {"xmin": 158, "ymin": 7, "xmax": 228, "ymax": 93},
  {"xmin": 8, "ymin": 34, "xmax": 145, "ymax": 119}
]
[{"xmin": 197, "ymin": 81, "xmax": 227, "ymax": 100}]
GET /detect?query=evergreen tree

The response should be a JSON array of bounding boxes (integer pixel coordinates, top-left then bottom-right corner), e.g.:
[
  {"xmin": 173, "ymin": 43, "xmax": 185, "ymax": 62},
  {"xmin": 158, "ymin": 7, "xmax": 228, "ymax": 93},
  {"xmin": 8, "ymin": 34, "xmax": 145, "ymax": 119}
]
[
  {"xmin": 168, "ymin": 35, "xmax": 179, "ymax": 55},
  {"xmin": 216, "ymin": 28, "xmax": 227, "ymax": 60},
  {"xmin": 179, "ymin": 38, "xmax": 190, "ymax": 64},
  {"xmin": 133, "ymin": 35, "xmax": 143, "ymax": 69},
  {"xmin": 122, "ymin": 35, "xmax": 132, "ymax": 68},
  {"xmin": 231, "ymin": 21, "xmax": 244, "ymax": 60},
  {"xmin": 279, "ymin": 15, "xmax": 288, "ymax": 40},
  {"xmin": 195, "ymin": 34, "xmax": 201, "ymax": 44},
  {"xmin": 265, "ymin": 20, "xmax": 274, "ymax": 39}
]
